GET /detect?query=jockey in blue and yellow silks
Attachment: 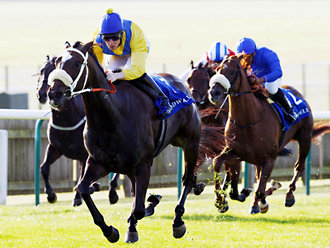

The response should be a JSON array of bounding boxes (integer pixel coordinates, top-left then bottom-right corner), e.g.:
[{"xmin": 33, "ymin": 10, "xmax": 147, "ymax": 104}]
[
  {"xmin": 92, "ymin": 8, "xmax": 172, "ymax": 117},
  {"xmin": 236, "ymin": 37, "xmax": 298, "ymax": 123}
]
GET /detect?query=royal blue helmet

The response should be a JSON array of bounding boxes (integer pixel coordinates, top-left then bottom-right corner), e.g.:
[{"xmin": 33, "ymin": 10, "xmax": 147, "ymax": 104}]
[
  {"xmin": 100, "ymin": 8, "xmax": 124, "ymax": 35},
  {"xmin": 236, "ymin": 37, "xmax": 256, "ymax": 54},
  {"xmin": 207, "ymin": 42, "xmax": 228, "ymax": 62}
]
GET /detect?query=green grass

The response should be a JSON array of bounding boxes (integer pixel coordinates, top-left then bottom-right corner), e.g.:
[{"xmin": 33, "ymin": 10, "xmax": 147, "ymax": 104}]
[{"xmin": 1, "ymin": 180, "xmax": 330, "ymax": 247}]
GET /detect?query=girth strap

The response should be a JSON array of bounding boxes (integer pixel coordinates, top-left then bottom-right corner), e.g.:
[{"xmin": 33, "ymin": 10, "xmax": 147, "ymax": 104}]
[{"xmin": 153, "ymin": 119, "xmax": 167, "ymax": 157}]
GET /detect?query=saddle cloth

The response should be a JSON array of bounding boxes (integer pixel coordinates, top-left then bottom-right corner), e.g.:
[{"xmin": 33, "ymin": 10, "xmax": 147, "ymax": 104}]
[
  {"xmin": 151, "ymin": 75, "xmax": 195, "ymax": 119},
  {"xmin": 270, "ymin": 88, "xmax": 310, "ymax": 131}
]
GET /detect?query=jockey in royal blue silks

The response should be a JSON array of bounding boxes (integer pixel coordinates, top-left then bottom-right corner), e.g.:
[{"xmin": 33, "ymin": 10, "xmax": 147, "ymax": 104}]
[
  {"xmin": 236, "ymin": 37, "xmax": 298, "ymax": 123},
  {"xmin": 92, "ymin": 8, "xmax": 172, "ymax": 118}
]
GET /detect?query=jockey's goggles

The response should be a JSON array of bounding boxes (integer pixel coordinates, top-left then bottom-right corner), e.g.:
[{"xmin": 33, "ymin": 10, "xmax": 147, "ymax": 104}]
[{"xmin": 102, "ymin": 32, "xmax": 122, "ymax": 42}]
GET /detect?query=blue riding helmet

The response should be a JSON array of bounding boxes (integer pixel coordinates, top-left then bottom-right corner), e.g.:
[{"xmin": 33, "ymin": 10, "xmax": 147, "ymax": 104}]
[
  {"xmin": 100, "ymin": 8, "xmax": 124, "ymax": 35},
  {"xmin": 236, "ymin": 37, "xmax": 256, "ymax": 54},
  {"xmin": 207, "ymin": 42, "xmax": 228, "ymax": 62}
]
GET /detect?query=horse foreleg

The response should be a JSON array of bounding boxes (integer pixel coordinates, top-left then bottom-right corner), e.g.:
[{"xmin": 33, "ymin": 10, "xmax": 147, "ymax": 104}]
[
  {"xmin": 77, "ymin": 157, "xmax": 119, "ymax": 243},
  {"xmin": 213, "ymin": 148, "xmax": 237, "ymax": 213},
  {"xmin": 286, "ymin": 139, "xmax": 310, "ymax": 207},
  {"xmin": 40, "ymin": 144, "xmax": 62, "ymax": 204},
  {"xmin": 250, "ymin": 160, "xmax": 274, "ymax": 214}
]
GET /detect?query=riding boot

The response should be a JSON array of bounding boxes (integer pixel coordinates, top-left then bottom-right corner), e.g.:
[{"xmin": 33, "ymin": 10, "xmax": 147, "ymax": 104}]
[
  {"xmin": 270, "ymin": 89, "xmax": 298, "ymax": 123},
  {"xmin": 142, "ymin": 74, "xmax": 173, "ymax": 118}
]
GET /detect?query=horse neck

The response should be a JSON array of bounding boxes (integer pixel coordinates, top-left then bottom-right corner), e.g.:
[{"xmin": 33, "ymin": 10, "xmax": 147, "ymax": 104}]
[
  {"xmin": 81, "ymin": 63, "xmax": 121, "ymax": 125},
  {"xmin": 228, "ymin": 77, "xmax": 263, "ymax": 123}
]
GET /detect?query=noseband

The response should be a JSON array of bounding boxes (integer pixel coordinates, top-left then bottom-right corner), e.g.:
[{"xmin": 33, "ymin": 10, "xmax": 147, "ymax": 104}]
[{"xmin": 48, "ymin": 48, "xmax": 90, "ymax": 97}]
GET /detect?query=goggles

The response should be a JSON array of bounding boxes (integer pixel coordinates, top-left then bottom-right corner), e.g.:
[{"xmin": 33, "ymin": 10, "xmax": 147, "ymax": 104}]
[{"xmin": 102, "ymin": 33, "xmax": 122, "ymax": 42}]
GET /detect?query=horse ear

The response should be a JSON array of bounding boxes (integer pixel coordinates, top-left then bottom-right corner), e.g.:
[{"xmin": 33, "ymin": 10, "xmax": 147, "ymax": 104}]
[
  {"xmin": 190, "ymin": 60, "xmax": 194, "ymax": 69},
  {"xmin": 46, "ymin": 55, "xmax": 50, "ymax": 62},
  {"xmin": 82, "ymin": 41, "xmax": 94, "ymax": 54},
  {"xmin": 64, "ymin": 41, "xmax": 71, "ymax": 49}
]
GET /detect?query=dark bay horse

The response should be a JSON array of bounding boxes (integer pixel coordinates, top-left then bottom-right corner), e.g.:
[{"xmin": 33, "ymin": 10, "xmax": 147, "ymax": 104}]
[
  {"xmin": 47, "ymin": 41, "xmax": 201, "ymax": 243},
  {"xmin": 209, "ymin": 55, "xmax": 330, "ymax": 214},
  {"xmin": 37, "ymin": 55, "xmax": 120, "ymax": 206}
]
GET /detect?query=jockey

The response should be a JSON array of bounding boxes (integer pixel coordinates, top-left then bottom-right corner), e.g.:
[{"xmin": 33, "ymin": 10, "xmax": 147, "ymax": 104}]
[
  {"xmin": 236, "ymin": 37, "xmax": 298, "ymax": 123},
  {"xmin": 92, "ymin": 8, "xmax": 172, "ymax": 118},
  {"xmin": 180, "ymin": 41, "xmax": 235, "ymax": 82}
]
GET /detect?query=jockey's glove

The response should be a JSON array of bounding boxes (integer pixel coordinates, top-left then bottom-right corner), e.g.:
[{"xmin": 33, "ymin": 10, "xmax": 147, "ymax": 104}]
[{"xmin": 106, "ymin": 71, "xmax": 125, "ymax": 82}]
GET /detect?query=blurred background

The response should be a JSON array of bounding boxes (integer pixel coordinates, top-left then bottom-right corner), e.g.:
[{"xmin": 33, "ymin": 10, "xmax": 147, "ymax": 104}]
[{"xmin": 0, "ymin": 0, "xmax": 330, "ymax": 110}]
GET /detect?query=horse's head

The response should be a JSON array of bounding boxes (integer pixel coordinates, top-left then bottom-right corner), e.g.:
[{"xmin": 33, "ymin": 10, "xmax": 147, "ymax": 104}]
[
  {"xmin": 36, "ymin": 55, "xmax": 56, "ymax": 104},
  {"xmin": 209, "ymin": 55, "xmax": 249, "ymax": 100},
  {"xmin": 47, "ymin": 41, "xmax": 94, "ymax": 109},
  {"xmin": 186, "ymin": 61, "xmax": 210, "ymax": 107}
]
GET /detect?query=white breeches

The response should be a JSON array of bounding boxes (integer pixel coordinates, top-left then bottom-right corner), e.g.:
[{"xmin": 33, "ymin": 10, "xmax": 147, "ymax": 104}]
[
  {"xmin": 265, "ymin": 78, "xmax": 282, "ymax": 95},
  {"xmin": 104, "ymin": 54, "xmax": 132, "ymax": 72}
]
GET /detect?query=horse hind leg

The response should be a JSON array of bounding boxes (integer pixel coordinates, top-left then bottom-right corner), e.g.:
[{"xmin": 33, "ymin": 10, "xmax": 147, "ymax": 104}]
[
  {"xmin": 108, "ymin": 173, "xmax": 120, "ymax": 204},
  {"xmin": 286, "ymin": 138, "xmax": 311, "ymax": 207}
]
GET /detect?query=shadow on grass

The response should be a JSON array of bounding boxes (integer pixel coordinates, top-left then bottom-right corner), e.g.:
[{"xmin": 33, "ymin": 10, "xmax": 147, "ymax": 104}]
[{"xmin": 158, "ymin": 213, "xmax": 330, "ymax": 225}]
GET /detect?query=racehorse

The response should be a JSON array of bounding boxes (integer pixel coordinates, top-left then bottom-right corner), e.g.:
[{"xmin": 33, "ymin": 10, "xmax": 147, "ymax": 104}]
[
  {"xmin": 209, "ymin": 54, "xmax": 330, "ymax": 214},
  {"xmin": 37, "ymin": 54, "xmax": 120, "ymax": 206},
  {"xmin": 47, "ymin": 41, "xmax": 201, "ymax": 243}
]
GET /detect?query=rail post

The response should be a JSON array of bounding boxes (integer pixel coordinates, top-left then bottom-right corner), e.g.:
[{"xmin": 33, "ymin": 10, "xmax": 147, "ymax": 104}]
[{"xmin": 34, "ymin": 119, "xmax": 44, "ymax": 206}]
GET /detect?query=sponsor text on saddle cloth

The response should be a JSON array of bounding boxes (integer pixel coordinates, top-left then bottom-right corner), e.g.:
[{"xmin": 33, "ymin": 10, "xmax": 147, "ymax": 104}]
[
  {"xmin": 271, "ymin": 88, "xmax": 310, "ymax": 131},
  {"xmin": 151, "ymin": 75, "xmax": 195, "ymax": 119}
]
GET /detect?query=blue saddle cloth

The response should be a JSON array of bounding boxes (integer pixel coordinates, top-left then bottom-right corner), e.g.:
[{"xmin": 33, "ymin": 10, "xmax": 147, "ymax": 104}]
[
  {"xmin": 151, "ymin": 75, "xmax": 195, "ymax": 119},
  {"xmin": 272, "ymin": 88, "xmax": 310, "ymax": 131}
]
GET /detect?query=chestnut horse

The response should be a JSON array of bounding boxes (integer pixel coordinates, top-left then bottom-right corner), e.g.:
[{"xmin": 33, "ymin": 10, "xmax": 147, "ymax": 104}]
[
  {"xmin": 210, "ymin": 55, "xmax": 330, "ymax": 214},
  {"xmin": 47, "ymin": 41, "xmax": 201, "ymax": 243},
  {"xmin": 37, "ymin": 55, "xmax": 122, "ymax": 206},
  {"xmin": 186, "ymin": 60, "xmax": 253, "ymax": 205}
]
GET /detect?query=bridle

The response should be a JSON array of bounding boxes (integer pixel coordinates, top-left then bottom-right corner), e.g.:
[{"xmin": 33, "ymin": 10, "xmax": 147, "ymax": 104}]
[{"xmin": 48, "ymin": 47, "xmax": 116, "ymax": 99}]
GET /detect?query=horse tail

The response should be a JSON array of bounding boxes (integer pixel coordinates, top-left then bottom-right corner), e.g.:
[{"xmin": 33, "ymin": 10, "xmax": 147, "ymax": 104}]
[
  {"xmin": 278, "ymin": 147, "xmax": 292, "ymax": 157},
  {"xmin": 312, "ymin": 121, "xmax": 330, "ymax": 141},
  {"xmin": 196, "ymin": 125, "xmax": 225, "ymax": 170}
]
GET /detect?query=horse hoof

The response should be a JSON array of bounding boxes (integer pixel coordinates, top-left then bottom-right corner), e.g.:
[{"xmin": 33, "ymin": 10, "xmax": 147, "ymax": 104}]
[
  {"xmin": 285, "ymin": 197, "xmax": 295, "ymax": 207},
  {"xmin": 193, "ymin": 182, "xmax": 206, "ymax": 195},
  {"xmin": 173, "ymin": 223, "xmax": 186, "ymax": 239},
  {"xmin": 237, "ymin": 194, "xmax": 246, "ymax": 202},
  {"xmin": 241, "ymin": 188, "xmax": 253, "ymax": 197},
  {"xmin": 125, "ymin": 231, "xmax": 139, "ymax": 243},
  {"xmin": 92, "ymin": 182, "xmax": 101, "ymax": 192},
  {"xmin": 215, "ymin": 199, "xmax": 229, "ymax": 213},
  {"xmin": 260, "ymin": 202, "xmax": 269, "ymax": 214},
  {"xmin": 145, "ymin": 204, "xmax": 154, "ymax": 217},
  {"xmin": 106, "ymin": 226, "xmax": 120, "ymax": 243},
  {"xmin": 72, "ymin": 198, "xmax": 82, "ymax": 207},
  {"xmin": 250, "ymin": 205, "xmax": 261, "ymax": 214},
  {"xmin": 147, "ymin": 194, "xmax": 162, "ymax": 207},
  {"xmin": 47, "ymin": 192, "xmax": 57, "ymax": 204},
  {"xmin": 109, "ymin": 189, "xmax": 119, "ymax": 205}
]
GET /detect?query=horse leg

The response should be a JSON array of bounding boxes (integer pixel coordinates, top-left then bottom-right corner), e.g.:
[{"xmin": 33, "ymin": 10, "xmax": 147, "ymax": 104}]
[
  {"xmin": 172, "ymin": 140, "xmax": 199, "ymax": 239},
  {"xmin": 227, "ymin": 161, "xmax": 248, "ymax": 202},
  {"xmin": 108, "ymin": 173, "xmax": 120, "ymax": 204},
  {"xmin": 250, "ymin": 160, "xmax": 274, "ymax": 214},
  {"xmin": 286, "ymin": 138, "xmax": 311, "ymax": 207},
  {"xmin": 125, "ymin": 166, "xmax": 150, "ymax": 243},
  {"xmin": 76, "ymin": 157, "xmax": 119, "ymax": 243},
  {"xmin": 213, "ymin": 148, "xmax": 238, "ymax": 213},
  {"xmin": 40, "ymin": 144, "xmax": 62, "ymax": 204}
]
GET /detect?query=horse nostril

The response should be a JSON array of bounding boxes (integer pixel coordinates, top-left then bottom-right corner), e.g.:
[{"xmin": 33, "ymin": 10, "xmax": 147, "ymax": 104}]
[{"xmin": 64, "ymin": 89, "xmax": 71, "ymax": 97}]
